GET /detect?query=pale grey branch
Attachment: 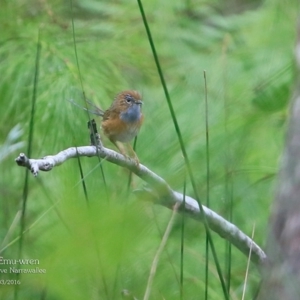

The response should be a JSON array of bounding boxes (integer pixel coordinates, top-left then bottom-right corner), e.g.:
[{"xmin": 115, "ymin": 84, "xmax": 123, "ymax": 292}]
[{"xmin": 15, "ymin": 144, "xmax": 266, "ymax": 265}]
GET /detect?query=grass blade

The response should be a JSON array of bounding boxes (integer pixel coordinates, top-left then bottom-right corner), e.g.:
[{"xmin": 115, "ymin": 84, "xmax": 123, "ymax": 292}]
[
  {"xmin": 204, "ymin": 70, "xmax": 210, "ymax": 300},
  {"xmin": 136, "ymin": 1, "xmax": 229, "ymax": 298},
  {"xmin": 241, "ymin": 224, "xmax": 256, "ymax": 300},
  {"xmin": 15, "ymin": 29, "xmax": 41, "ymax": 300},
  {"xmin": 143, "ymin": 203, "xmax": 179, "ymax": 300},
  {"xmin": 69, "ymin": 0, "xmax": 107, "ymax": 195},
  {"xmin": 180, "ymin": 178, "xmax": 186, "ymax": 300}
]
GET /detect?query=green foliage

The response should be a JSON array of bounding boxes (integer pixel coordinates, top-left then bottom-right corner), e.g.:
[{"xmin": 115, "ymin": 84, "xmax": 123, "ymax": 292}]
[{"xmin": 0, "ymin": 0, "xmax": 299, "ymax": 299}]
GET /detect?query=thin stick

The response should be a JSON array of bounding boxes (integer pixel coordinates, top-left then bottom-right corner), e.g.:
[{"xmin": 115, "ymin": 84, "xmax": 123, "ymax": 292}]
[
  {"xmin": 143, "ymin": 203, "xmax": 180, "ymax": 300},
  {"xmin": 241, "ymin": 223, "xmax": 256, "ymax": 300}
]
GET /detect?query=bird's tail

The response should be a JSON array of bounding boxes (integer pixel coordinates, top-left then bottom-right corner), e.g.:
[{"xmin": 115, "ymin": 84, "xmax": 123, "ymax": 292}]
[{"xmin": 68, "ymin": 98, "xmax": 104, "ymax": 117}]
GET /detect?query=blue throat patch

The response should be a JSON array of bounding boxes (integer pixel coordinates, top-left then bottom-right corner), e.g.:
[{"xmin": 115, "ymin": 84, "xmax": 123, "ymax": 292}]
[{"xmin": 120, "ymin": 104, "xmax": 141, "ymax": 123}]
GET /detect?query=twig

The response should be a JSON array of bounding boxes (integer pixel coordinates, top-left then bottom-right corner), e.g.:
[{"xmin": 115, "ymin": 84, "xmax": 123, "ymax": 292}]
[
  {"xmin": 242, "ymin": 223, "xmax": 256, "ymax": 300},
  {"xmin": 143, "ymin": 203, "xmax": 180, "ymax": 300}
]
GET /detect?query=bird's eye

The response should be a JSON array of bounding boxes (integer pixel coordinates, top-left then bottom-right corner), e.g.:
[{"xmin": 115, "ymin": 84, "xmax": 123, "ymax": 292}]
[{"xmin": 125, "ymin": 95, "xmax": 132, "ymax": 103}]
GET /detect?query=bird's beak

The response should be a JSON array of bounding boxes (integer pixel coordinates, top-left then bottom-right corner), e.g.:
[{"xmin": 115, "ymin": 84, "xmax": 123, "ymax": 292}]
[{"xmin": 135, "ymin": 100, "xmax": 143, "ymax": 105}]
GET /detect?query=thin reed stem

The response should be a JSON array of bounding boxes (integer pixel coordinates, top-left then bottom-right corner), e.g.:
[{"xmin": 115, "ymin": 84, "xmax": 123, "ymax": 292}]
[
  {"xmin": 136, "ymin": 1, "xmax": 229, "ymax": 297},
  {"xmin": 15, "ymin": 29, "xmax": 41, "ymax": 300},
  {"xmin": 143, "ymin": 203, "xmax": 179, "ymax": 300}
]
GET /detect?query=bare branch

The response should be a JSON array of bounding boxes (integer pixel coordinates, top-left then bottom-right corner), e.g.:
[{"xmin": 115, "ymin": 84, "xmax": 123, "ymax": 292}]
[{"xmin": 15, "ymin": 144, "xmax": 266, "ymax": 265}]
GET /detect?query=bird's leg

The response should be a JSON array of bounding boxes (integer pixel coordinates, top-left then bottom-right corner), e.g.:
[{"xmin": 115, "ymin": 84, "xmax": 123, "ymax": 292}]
[
  {"xmin": 110, "ymin": 140, "xmax": 139, "ymax": 167},
  {"xmin": 126, "ymin": 143, "xmax": 140, "ymax": 167},
  {"xmin": 111, "ymin": 140, "xmax": 128, "ymax": 157}
]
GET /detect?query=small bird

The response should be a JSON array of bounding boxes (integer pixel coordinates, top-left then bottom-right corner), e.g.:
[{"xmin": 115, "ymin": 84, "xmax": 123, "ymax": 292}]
[{"xmin": 84, "ymin": 90, "xmax": 144, "ymax": 165}]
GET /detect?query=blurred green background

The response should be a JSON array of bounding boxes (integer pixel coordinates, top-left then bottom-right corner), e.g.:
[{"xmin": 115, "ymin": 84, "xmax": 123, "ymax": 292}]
[{"xmin": 0, "ymin": 0, "xmax": 299, "ymax": 299}]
